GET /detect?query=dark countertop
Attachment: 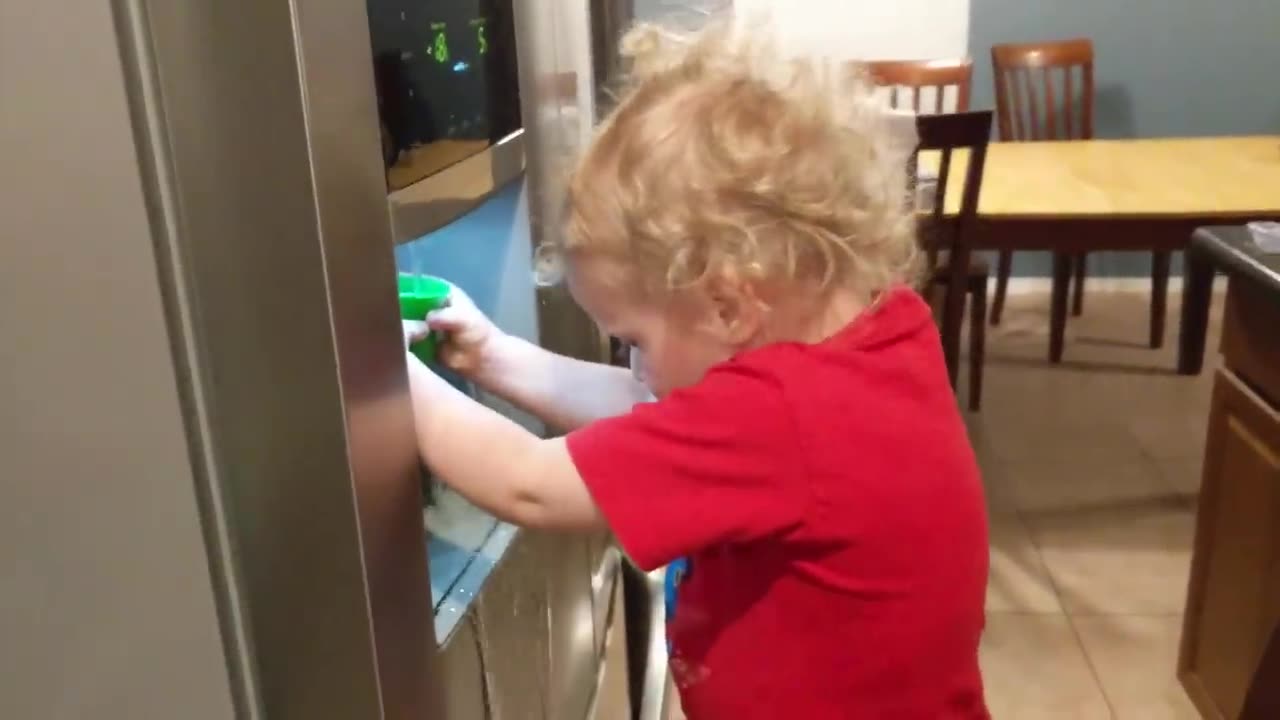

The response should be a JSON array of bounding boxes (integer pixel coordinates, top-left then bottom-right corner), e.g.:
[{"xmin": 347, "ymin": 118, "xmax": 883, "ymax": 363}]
[{"xmin": 1191, "ymin": 225, "xmax": 1280, "ymax": 302}]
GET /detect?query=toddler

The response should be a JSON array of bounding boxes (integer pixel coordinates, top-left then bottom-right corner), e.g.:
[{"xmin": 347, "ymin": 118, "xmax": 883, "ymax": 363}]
[{"xmin": 404, "ymin": 18, "xmax": 989, "ymax": 720}]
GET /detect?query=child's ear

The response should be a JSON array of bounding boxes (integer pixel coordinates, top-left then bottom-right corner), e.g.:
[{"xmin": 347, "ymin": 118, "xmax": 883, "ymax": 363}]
[{"xmin": 705, "ymin": 273, "xmax": 764, "ymax": 345}]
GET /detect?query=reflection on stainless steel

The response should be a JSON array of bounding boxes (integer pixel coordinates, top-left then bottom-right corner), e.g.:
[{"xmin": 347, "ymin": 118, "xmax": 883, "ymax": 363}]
[
  {"xmin": 591, "ymin": 546, "xmax": 623, "ymax": 655},
  {"xmin": 639, "ymin": 568, "xmax": 673, "ymax": 720},
  {"xmin": 291, "ymin": 1, "xmax": 439, "ymax": 714},
  {"xmin": 590, "ymin": 0, "xmax": 635, "ymax": 115},
  {"xmin": 514, "ymin": 2, "xmax": 616, "ymax": 719},
  {"xmin": 123, "ymin": 0, "xmax": 383, "ymax": 715},
  {"xmin": 586, "ymin": 574, "xmax": 633, "ymax": 719},
  {"xmin": 389, "ymin": 130, "xmax": 527, "ymax": 242},
  {"xmin": 113, "ymin": 0, "xmax": 433, "ymax": 715},
  {"xmin": 2, "ymin": 2, "xmax": 244, "ymax": 717}
]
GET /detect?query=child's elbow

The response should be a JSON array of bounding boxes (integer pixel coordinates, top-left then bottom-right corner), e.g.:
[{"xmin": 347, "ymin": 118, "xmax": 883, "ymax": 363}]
[
  {"xmin": 505, "ymin": 483, "xmax": 555, "ymax": 529},
  {"xmin": 503, "ymin": 440, "xmax": 601, "ymax": 532}
]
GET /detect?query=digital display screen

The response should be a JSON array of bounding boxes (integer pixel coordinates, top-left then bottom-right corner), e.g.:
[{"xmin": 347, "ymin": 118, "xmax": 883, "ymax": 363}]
[{"xmin": 366, "ymin": 0, "xmax": 521, "ymax": 190}]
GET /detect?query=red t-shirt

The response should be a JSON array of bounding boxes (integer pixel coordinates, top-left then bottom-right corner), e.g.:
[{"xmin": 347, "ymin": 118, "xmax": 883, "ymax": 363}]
[{"xmin": 567, "ymin": 288, "xmax": 989, "ymax": 719}]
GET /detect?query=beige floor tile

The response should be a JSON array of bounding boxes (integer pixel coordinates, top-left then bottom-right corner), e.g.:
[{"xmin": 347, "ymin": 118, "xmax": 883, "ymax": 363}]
[
  {"xmin": 1073, "ymin": 615, "xmax": 1200, "ymax": 720},
  {"xmin": 1054, "ymin": 339, "xmax": 1180, "ymax": 379},
  {"xmin": 987, "ymin": 516, "xmax": 1063, "ymax": 613},
  {"xmin": 1004, "ymin": 456, "xmax": 1173, "ymax": 515},
  {"xmin": 974, "ymin": 456, "xmax": 1021, "ymax": 516},
  {"xmin": 974, "ymin": 414, "xmax": 1144, "ymax": 466},
  {"xmin": 1082, "ymin": 370, "xmax": 1210, "ymax": 418},
  {"xmin": 980, "ymin": 613, "xmax": 1111, "ymax": 718},
  {"xmin": 1029, "ymin": 502, "xmax": 1195, "ymax": 615},
  {"xmin": 967, "ymin": 368, "xmax": 1148, "ymax": 464},
  {"xmin": 1065, "ymin": 338, "xmax": 1178, "ymax": 370},
  {"xmin": 1129, "ymin": 413, "xmax": 1210, "ymax": 463},
  {"xmin": 978, "ymin": 360, "xmax": 1122, "ymax": 403},
  {"xmin": 969, "ymin": 287, "xmax": 1221, "ymax": 716},
  {"xmin": 1155, "ymin": 456, "xmax": 1204, "ymax": 497}
]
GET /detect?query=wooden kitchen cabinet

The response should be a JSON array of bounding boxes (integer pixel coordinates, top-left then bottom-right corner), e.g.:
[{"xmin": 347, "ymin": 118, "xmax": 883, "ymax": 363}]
[
  {"xmin": 1180, "ymin": 267, "xmax": 1280, "ymax": 719},
  {"xmin": 1180, "ymin": 369, "xmax": 1280, "ymax": 719}
]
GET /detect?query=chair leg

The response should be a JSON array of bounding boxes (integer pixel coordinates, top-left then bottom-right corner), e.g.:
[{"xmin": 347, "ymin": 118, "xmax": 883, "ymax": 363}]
[
  {"xmin": 969, "ymin": 280, "xmax": 987, "ymax": 412},
  {"xmin": 1049, "ymin": 252, "xmax": 1072, "ymax": 363},
  {"xmin": 1071, "ymin": 253, "xmax": 1087, "ymax": 317},
  {"xmin": 991, "ymin": 250, "xmax": 1013, "ymax": 325},
  {"xmin": 1150, "ymin": 250, "xmax": 1172, "ymax": 349}
]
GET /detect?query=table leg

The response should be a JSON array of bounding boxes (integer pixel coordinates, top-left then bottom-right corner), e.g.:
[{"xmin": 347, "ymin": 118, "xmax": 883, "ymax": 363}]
[
  {"xmin": 1177, "ymin": 250, "xmax": 1215, "ymax": 375},
  {"xmin": 1050, "ymin": 252, "xmax": 1071, "ymax": 363},
  {"xmin": 1150, "ymin": 250, "xmax": 1173, "ymax": 349},
  {"xmin": 1071, "ymin": 253, "xmax": 1086, "ymax": 317}
]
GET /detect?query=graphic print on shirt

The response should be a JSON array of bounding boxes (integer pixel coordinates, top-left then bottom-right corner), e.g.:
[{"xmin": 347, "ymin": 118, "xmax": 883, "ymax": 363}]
[{"xmin": 664, "ymin": 557, "xmax": 710, "ymax": 690}]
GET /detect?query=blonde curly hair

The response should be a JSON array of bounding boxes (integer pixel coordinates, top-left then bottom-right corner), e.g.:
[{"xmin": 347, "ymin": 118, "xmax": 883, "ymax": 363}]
[{"xmin": 557, "ymin": 18, "xmax": 920, "ymax": 306}]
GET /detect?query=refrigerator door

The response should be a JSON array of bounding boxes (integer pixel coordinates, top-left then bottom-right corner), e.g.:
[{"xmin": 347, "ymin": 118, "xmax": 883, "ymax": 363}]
[
  {"xmin": 4, "ymin": 0, "xmax": 437, "ymax": 716},
  {"xmin": 1, "ymin": 3, "xmax": 247, "ymax": 717}
]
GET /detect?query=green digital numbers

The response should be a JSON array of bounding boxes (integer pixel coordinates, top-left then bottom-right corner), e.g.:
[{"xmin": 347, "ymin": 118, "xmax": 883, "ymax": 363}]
[
  {"xmin": 477, "ymin": 24, "xmax": 488, "ymax": 55},
  {"xmin": 432, "ymin": 32, "xmax": 449, "ymax": 63},
  {"xmin": 428, "ymin": 22, "xmax": 449, "ymax": 63}
]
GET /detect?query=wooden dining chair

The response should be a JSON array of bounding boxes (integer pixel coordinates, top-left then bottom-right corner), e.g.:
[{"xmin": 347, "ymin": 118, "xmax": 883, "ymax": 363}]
[
  {"xmin": 989, "ymin": 38, "xmax": 1173, "ymax": 351},
  {"xmin": 915, "ymin": 111, "xmax": 993, "ymax": 411},
  {"xmin": 864, "ymin": 60, "xmax": 988, "ymax": 410},
  {"xmin": 989, "ymin": 38, "xmax": 1093, "ymax": 328},
  {"xmin": 865, "ymin": 58, "xmax": 973, "ymax": 114}
]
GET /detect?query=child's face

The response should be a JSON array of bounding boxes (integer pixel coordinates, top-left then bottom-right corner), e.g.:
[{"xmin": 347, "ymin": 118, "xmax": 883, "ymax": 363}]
[{"xmin": 567, "ymin": 257, "xmax": 736, "ymax": 398}]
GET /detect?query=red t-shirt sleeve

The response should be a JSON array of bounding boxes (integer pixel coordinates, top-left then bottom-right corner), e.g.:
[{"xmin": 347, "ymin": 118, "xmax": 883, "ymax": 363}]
[{"xmin": 566, "ymin": 361, "xmax": 809, "ymax": 571}]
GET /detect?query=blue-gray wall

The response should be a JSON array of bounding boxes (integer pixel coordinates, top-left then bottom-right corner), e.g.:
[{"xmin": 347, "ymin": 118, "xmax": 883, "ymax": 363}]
[{"xmin": 968, "ymin": 0, "xmax": 1280, "ymax": 277}]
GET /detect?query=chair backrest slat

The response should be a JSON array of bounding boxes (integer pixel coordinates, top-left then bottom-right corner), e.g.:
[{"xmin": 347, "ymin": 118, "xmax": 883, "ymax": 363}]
[
  {"xmin": 864, "ymin": 58, "xmax": 974, "ymax": 115},
  {"xmin": 991, "ymin": 38, "xmax": 1094, "ymax": 142}
]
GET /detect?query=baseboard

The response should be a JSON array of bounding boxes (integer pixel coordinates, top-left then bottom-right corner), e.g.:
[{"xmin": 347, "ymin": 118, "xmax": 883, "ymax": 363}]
[{"xmin": 1002, "ymin": 276, "xmax": 1226, "ymax": 295}]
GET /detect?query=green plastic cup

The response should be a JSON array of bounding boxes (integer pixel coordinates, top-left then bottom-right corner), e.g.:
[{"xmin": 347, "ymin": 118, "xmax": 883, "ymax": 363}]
[{"xmin": 398, "ymin": 273, "xmax": 452, "ymax": 364}]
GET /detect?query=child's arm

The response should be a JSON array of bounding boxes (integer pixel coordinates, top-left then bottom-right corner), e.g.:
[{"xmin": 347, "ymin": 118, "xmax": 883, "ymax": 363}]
[
  {"xmin": 472, "ymin": 333, "xmax": 650, "ymax": 431},
  {"xmin": 424, "ymin": 290, "xmax": 649, "ymax": 431},
  {"xmin": 406, "ymin": 353, "xmax": 606, "ymax": 530}
]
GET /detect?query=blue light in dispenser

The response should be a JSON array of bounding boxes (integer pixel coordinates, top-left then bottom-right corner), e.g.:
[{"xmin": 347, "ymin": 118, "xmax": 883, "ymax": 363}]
[{"xmin": 452, "ymin": 60, "xmax": 470, "ymax": 73}]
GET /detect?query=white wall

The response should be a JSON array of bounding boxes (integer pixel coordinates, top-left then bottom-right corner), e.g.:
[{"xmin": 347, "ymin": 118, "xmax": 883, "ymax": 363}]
[
  {"xmin": 636, "ymin": 0, "xmax": 970, "ymax": 60},
  {"xmin": 735, "ymin": 0, "xmax": 968, "ymax": 60}
]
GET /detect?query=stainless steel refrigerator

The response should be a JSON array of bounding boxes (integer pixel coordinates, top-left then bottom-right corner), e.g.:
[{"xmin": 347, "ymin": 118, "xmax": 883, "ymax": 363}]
[{"xmin": 0, "ymin": 0, "xmax": 667, "ymax": 718}]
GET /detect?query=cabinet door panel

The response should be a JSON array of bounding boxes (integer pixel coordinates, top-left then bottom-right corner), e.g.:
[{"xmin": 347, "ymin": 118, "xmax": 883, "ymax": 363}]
[{"xmin": 1182, "ymin": 369, "xmax": 1280, "ymax": 719}]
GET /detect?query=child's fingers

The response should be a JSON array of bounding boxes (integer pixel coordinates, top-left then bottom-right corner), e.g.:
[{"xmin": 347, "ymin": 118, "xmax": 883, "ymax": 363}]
[
  {"xmin": 426, "ymin": 306, "xmax": 466, "ymax": 331},
  {"xmin": 402, "ymin": 320, "xmax": 430, "ymax": 343},
  {"xmin": 437, "ymin": 344, "xmax": 473, "ymax": 372}
]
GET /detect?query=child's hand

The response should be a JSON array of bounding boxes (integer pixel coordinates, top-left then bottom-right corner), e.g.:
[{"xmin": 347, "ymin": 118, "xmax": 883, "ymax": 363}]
[
  {"xmin": 427, "ymin": 286, "xmax": 502, "ymax": 377},
  {"xmin": 402, "ymin": 320, "xmax": 430, "ymax": 350}
]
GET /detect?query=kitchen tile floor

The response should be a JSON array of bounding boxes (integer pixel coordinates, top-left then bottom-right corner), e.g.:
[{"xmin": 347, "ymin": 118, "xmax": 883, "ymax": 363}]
[
  {"xmin": 968, "ymin": 286, "xmax": 1216, "ymax": 719},
  {"xmin": 668, "ymin": 286, "xmax": 1219, "ymax": 719}
]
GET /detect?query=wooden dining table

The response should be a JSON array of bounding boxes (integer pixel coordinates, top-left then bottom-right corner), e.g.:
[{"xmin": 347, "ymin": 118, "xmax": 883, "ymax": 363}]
[{"xmin": 933, "ymin": 134, "xmax": 1280, "ymax": 372}]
